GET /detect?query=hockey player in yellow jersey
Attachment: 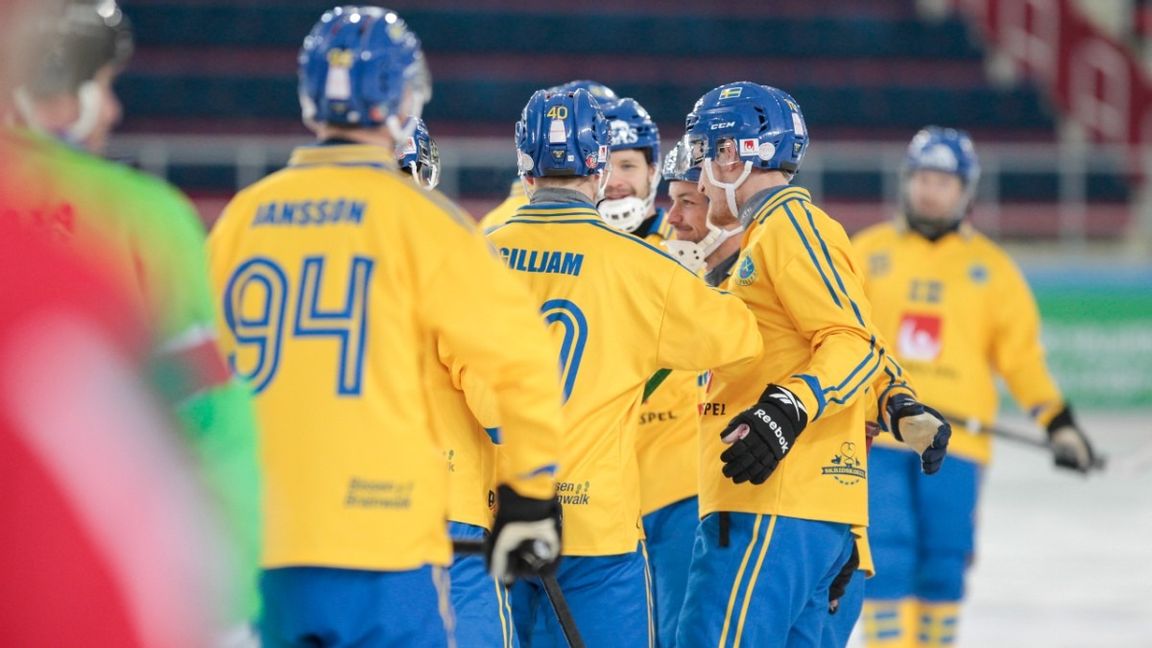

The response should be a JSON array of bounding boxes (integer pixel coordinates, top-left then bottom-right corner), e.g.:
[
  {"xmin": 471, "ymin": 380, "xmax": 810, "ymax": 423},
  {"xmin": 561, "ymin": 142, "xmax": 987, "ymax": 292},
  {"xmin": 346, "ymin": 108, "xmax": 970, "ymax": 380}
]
[
  {"xmin": 491, "ymin": 88, "xmax": 763, "ymax": 648},
  {"xmin": 674, "ymin": 83, "xmax": 952, "ymax": 648},
  {"xmin": 208, "ymin": 9, "xmax": 565, "ymax": 647},
  {"xmin": 662, "ymin": 138, "xmax": 920, "ymax": 646},
  {"xmin": 854, "ymin": 127, "xmax": 1097, "ymax": 648}
]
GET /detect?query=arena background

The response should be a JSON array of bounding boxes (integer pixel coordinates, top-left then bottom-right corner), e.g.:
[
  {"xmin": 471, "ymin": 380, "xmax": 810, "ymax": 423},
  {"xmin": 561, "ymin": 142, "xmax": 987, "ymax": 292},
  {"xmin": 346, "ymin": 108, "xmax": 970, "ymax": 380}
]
[{"xmin": 113, "ymin": 1, "xmax": 1152, "ymax": 645}]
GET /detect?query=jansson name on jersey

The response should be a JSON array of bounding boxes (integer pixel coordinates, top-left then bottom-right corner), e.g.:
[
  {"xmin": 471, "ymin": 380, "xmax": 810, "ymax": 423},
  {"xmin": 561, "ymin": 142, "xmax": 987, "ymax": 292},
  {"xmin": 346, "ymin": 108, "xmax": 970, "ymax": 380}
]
[
  {"xmin": 498, "ymin": 247, "xmax": 584, "ymax": 277},
  {"xmin": 252, "ymin": 199, "xmax": 367, "ymax": 227}
]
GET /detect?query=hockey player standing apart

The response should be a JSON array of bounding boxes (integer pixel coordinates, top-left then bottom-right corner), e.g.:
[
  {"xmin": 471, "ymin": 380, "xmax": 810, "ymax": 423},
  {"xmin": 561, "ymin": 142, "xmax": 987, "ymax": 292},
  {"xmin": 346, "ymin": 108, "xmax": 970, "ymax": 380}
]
[
  {"xmin": 490, "ymin": 88, "xmax": 763, "ymax": 648},
  {"xmin": 208, "ymin": 8, "xmax": 566, "ymax": 647},
  {"xmin": 675, "ymin": 83, "xmax": 951, "ymax": 647},
  {"xmin": 5, "ymin": 0, "xmax": 263, "ymax": 636},
  {"xmin": 854, "ymin": 127, "xmax": 1097, "ymax": 648}
]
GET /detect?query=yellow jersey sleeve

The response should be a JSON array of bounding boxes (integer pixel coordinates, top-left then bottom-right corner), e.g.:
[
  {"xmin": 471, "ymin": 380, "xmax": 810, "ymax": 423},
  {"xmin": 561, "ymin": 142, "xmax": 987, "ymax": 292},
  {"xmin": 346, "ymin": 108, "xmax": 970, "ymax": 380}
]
[
  {"xmin": 749, "ymin": 199, "xmax": 888, "ymax": 421},
  {"xmin": 656, "ymin": 268, "xmax": 763, "ymax": 374},
  {"xmin": 989, "ymin": 255, "xmax": 1065, "ymax": 426}
]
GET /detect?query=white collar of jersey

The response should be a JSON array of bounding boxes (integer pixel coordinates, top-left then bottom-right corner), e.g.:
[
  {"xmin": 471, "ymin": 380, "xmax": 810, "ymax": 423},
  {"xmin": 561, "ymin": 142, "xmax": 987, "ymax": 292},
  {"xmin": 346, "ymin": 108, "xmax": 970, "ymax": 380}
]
[{"xmin": 289, "ymin": 144, "xmax": 399, "ymax": 169}]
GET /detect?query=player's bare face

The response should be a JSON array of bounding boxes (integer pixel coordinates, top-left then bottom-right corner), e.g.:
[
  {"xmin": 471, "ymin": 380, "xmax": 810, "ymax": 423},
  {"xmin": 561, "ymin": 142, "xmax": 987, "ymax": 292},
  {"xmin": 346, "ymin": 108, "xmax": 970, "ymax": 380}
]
[
  {"xmin": 604, "ymin": 149, "xmax": 651, "ymax": 201},
  {"xmin": 667, "ymin": 181, "xmax": 709, "ymax": 243},
  {"xmin": 906, "ymin": 170, "xmax": 965, "ymax": 222}
]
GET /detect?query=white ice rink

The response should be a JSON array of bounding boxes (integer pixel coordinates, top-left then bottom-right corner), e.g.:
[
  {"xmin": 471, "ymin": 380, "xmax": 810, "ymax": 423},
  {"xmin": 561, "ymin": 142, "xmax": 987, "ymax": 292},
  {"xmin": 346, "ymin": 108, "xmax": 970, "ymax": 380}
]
[{"xmin": 850, "ymin": 411, "xmax": 1152, "ymax": 647}]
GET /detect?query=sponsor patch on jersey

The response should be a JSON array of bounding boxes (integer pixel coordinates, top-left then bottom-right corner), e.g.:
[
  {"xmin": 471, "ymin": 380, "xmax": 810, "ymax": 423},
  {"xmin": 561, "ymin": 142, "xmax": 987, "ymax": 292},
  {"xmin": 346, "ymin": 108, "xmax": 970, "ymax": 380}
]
[
  {"xmin": 898, "ymin": 312, "xmax": 942, "ymax": 361},
  {"xmin": 821, "ymin": 442, "xmax": 866, "ymax": 485},
  {"xmin": 735, "ymin": 253, "xmax": 757, "ymax": 286}
]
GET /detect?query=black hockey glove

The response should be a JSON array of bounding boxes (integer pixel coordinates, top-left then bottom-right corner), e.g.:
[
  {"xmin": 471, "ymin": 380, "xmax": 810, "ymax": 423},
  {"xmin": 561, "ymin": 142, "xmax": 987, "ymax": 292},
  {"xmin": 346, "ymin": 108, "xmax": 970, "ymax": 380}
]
[
  {"xmin": 828, "ymin": 542, "xmax": 860, "ymax": 615},
  {"xmin": 485, "ymin": 485, "xmax": 562, "ymax": 585},
  {"xmin": 719, "ymin": 385, "xmax": 808, "ymax": 485},
  {"xmin": 1046, "ymin": 405, "xmax": 1096, "ymax": 473},
  {"xmin": 887, "ymin": 394, "xmax": 952, "ymax": 475}
]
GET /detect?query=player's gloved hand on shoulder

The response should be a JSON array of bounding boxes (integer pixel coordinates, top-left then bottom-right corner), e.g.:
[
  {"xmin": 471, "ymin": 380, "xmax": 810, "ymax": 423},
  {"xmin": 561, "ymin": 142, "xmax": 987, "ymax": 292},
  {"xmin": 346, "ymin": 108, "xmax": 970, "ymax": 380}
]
[
  {"xmin": 886, "ymin": 394, "xmax": 951, "ymax": 475},
  {"xmin": 485, "ymin": 484, "xmax": 562, "ymax": 585},
  {"xmin": 828, "ymin": 542, "xmax": 860, "ymax": 615},
  {"xmin": 720, "ymin": 385, "xmax": 808, "ymax": 485},
  {"xmin": 1046, "ymin": 405, "xmax": 1096, "ymax": 473}
]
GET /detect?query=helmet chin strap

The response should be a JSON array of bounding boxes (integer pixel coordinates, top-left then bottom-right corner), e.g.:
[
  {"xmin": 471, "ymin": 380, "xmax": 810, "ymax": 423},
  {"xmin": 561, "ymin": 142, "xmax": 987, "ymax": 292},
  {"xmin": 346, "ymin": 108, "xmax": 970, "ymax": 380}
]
[
  {"xmin": 663, "ymin": 220, "xmax": 744, "ymax": 273},
  {"xmin": 598, "ymin": 167, "xmax": 659, "ymax": 233},
  {"xmin": 14, "ymin": 81, "xmax": 103, "ymax": 149},
  {"xmin": 703, "ymin": 158, "xmax": 753, "ymax": 224}
]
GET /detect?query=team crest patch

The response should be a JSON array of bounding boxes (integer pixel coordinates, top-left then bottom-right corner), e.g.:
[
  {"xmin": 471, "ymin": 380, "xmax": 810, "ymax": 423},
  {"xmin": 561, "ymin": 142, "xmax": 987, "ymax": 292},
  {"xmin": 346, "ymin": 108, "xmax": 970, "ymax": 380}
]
[
  {"xmin": 969, "ymin": 263, "xmax": 988, "ymax": 284},
  {"xmin": 735, "ymin": 254, "xmax": 757, "ymax": 286},
  {"xmin": 821, "ymin": 442, "xmax": 866, "ymax": 485}
]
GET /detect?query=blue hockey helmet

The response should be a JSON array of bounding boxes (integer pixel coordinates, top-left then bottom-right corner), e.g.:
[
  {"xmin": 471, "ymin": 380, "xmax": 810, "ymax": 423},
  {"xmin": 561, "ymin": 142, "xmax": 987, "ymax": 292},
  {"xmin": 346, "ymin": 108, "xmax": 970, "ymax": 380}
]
[
  {"xmin": 600, "ymin": 97, "xmax": 660, "ymax": 164},
  {"xmin": 903, "ymin": 126, "xmax": 980, "ymax": 189},
  {"xmin": 547, "ymin": 79, "xmax": 618, "ymax": 104},
  {"xmin": 298, "ymin": 6, "xmax": 431, "ymax": 140},
  {"xmin": 901, "ymin": 126, "xmax": 981, "ymax": 236},
  {"xmin": 514, "ymin": 88, "xmax": 610, "ymax": 179},
  {"xmin": 684, "ymin": 82, "xmax": 808, "ymax": 221},
  {"xmin": 684, "ymin": 82, "xmax": 808, "ymax": 175},
  {"xmin": 397, "ymin": 117, "xmax": 439, "ymax": 190}
]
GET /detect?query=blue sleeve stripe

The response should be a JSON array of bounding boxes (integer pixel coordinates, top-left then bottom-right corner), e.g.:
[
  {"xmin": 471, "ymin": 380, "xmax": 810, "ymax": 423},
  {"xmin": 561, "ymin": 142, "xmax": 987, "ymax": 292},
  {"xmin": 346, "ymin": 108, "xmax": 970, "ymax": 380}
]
[
  {"xmin": 519, "ymin": 463, "xmax": 559, "ymax": 479},
  {"xmin": 794, "ymin": 373, "xmax": 827, "ymax": 419},
  {"xmin": 802, "ymin": 203, "xmax": 866, "ymax": 327},
  {"xmin": 483, "ymin": 427, "xmax": 502, "ymax": 444},
  {"xmin": 828, "ymin": 350, "xmax": 885, "ymax": 406},
  {"xmin": 783, "ymin": 203, "xmax": 842, "ymax": 308},
  {"xmin": 821, "ymin": 335, "xmax": 876, "ymax": 394}
]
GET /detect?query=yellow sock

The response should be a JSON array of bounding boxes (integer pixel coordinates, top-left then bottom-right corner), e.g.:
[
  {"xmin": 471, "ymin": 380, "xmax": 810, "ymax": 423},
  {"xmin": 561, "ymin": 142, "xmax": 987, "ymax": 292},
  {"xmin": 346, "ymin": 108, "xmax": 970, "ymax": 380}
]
[
  {"xmin": 861, "ymin": 599, "xmax": 917, "ymax": 648},
  {"xmin": 916, "ymin": 601, "xmax": 961, "ymax": 647}
]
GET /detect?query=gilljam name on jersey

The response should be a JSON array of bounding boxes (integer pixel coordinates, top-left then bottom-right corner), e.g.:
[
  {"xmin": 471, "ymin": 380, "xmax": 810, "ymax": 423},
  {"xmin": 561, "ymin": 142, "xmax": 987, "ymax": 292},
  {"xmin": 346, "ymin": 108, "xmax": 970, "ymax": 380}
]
[
  {"xmin": 556, "ymin": 480, "xmax": 592, "ymax": 506},
  {"xmin": 252, "ymin": 199, "xmax": 366, "ymax": 227},
  {"xmin": 343, "ymin": 477, "xmax": 413, "ymax": 509},
  {"xmin": 499, "ymin": 247, "xmax": 584, "ymax": 276}
]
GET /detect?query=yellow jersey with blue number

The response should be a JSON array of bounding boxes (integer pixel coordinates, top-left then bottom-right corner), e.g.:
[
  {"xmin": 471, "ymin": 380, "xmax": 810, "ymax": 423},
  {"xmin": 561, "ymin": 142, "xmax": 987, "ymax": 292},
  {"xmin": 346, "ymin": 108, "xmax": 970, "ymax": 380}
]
[
  {"xmin": 478, "ymin": 181, "xmax": 528, "ymax": 233},
  {"xmin": 487, "ymin": 199, "xmax": 762, "ymax": 556},
  {"xmin": 700, "ymin": 185, "xmax": 903, "ymax": 527},
  {"xmin": 207, "ymin": 144, "xmax": 563, "ymax": 571},
  {"xmin": 852, "ymin": 221, "xmax": 1066, "ymax": 464}
]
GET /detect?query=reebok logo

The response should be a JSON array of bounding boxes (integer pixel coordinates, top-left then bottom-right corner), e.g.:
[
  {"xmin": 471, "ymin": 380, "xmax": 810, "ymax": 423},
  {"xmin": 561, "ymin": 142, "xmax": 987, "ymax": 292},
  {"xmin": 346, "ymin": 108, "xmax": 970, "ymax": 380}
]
[
  {"xmin": 768, "ymin": 390, "xmax": 805, "ymax": 421},
  {"xmin": 753, "ymin": 408, "xmax": 789, "ymax": 453}
]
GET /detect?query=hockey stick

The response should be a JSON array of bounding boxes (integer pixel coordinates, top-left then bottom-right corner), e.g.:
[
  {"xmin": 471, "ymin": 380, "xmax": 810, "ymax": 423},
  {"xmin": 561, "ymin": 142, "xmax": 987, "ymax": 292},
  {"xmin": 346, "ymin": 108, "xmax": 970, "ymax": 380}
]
[
  {"xmin": 940, "ymin": 413, "xmax": 1108, "ymax": 472},
  {"xmin": 452, "ymin": 539, "xmax": 586, "ymax": 648}
]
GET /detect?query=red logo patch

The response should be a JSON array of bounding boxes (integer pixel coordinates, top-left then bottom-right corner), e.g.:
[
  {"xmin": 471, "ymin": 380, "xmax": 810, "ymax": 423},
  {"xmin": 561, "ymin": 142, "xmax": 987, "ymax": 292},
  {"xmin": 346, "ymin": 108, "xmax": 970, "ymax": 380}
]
[{"xmin": 897, "ymin": 313, "xmax": 942, "ymax": 361}]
